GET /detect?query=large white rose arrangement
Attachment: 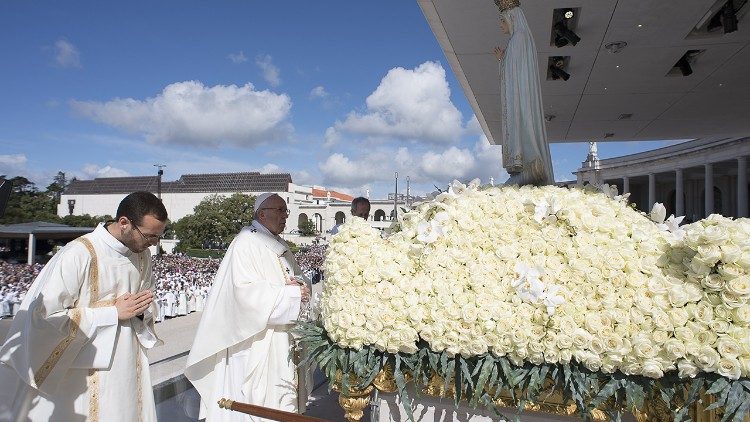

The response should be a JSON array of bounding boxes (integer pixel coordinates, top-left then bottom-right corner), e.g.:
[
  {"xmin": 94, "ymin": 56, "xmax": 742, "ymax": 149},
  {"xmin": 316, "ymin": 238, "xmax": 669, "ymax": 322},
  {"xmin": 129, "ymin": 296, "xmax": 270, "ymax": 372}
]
[
  {"xmin": 321, "ymin": 182, "xmax": 750, "ymax": 382},
  {"xmin": 295, "ymin": 181, "xmax": 750, "ymax": 420}
]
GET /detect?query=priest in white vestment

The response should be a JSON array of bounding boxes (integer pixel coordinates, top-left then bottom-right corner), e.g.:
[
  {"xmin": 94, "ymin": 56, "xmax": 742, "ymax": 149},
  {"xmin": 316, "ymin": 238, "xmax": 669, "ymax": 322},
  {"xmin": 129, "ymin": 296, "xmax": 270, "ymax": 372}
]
[
  {"xmin": 165, "ymin": 290, "xmax": 177, "ymax": 318},
  {"xmin": 0, "ymin": 191, "xmax": 168, "ymax": 422},
  {"xmin": 177, "ymin": 289, "xmax": 188, "ymax": 316},
  {"xmin": 185, "ymin": 193, "xmax": 311, "ymax": 422}
]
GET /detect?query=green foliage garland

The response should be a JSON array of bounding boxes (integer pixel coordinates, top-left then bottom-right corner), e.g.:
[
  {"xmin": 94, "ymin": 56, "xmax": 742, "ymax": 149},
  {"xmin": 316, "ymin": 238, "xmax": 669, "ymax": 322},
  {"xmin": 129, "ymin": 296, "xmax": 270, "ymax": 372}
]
[{"xmin": 295, "ymin": 322, "xmax": 750, "ymax": 422}]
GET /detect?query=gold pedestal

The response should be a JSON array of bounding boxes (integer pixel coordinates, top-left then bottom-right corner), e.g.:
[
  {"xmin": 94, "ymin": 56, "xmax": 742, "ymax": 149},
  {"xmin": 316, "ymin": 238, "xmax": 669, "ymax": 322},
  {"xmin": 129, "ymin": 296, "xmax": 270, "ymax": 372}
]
[{"xmin": 332, "ymin": 369, "xmax": 749, "ymax": 422}]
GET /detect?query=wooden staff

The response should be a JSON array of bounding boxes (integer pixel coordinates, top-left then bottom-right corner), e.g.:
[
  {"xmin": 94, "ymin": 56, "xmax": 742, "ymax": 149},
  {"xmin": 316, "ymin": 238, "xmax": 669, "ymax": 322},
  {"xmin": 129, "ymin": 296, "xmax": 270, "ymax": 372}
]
[{"xmin": 217, "ymin": 399, "xmax": 330, "ymax": 422}]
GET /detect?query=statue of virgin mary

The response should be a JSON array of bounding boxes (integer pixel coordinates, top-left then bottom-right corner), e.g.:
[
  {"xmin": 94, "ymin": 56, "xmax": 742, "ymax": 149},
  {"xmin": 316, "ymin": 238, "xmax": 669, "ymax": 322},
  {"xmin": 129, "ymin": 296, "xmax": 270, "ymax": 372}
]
[{"xmin": 495, "ymin": 0, "xmax": 555, "ymax": 186}]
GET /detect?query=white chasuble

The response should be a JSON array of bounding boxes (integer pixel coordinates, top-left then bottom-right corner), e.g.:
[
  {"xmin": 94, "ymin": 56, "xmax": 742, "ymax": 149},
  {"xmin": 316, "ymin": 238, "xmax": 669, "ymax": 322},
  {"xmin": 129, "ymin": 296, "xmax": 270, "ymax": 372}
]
[
  {"xmin": 185, "ymin": 220, "xmax": 308, "ymax": 422},
  {"xmin": 0, "ymin": 224, "xmax": 161, "ymax": 422}
]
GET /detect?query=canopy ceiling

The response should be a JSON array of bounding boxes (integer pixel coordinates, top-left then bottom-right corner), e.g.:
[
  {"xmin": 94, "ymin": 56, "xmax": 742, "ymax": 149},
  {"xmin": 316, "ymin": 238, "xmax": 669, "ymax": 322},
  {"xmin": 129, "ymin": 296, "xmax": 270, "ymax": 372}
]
[{"xmin": 417, "ymin": 0, "xmax": 750, "ymax": 143}]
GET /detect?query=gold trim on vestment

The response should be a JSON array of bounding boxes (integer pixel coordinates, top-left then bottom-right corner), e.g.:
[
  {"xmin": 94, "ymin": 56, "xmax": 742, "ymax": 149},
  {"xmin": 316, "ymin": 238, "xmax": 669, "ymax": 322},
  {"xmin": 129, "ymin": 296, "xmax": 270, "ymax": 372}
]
[
  {"xmin": 136, "ymin": 345, "xmax": 144, "ymax": 421},
  {"xmin": 33, "ymin": 308, "xmax": 82, "ymax": 387},
  {"xmin": 87, "ymin": 368, "xmax": 100, "ymax": 422},
  {"xmin": 77, "ymin": 237, "xmax": 101, "ymax": 302}
]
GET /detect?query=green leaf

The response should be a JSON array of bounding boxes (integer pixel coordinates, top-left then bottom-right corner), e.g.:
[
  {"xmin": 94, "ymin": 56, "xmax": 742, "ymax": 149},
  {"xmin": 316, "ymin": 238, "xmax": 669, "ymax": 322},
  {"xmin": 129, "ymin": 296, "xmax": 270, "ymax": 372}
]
[
  {"xmin": 707, "ymin": 377, "xmax": 730, "ymax": 395},
  {"xmin": 624, "ymin": 381, "xmax": 645, "ymax": 411},
  {"xmin": 724, "ymin": 381, "xmax": 745, "ymax": 419},
  {"xmin": 592, "ymin": 377, "xmax": 619, "ymax": 408}
]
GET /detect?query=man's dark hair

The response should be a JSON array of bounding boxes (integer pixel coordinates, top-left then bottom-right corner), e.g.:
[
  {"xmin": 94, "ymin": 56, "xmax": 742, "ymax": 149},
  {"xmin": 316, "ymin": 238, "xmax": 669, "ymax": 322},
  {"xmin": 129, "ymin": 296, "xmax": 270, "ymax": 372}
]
[
  {"xmin": 350, "ymin": 197, "xmax": 370, "ymax": 213},
  {"xmin": 116, "ymin": 191, "xmax": 168, "ymax": 224}
]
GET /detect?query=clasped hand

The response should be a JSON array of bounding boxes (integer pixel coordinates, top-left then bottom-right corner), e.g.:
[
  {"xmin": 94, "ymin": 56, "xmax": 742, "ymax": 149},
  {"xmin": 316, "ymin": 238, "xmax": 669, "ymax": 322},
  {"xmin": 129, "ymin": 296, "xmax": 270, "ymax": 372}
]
[
  {"xmin": 493, "ymin": 46, "xmax": 505, "ymax": 61},
  {"xmin": 286, "ymin": 278, "xmax": 310, "ymax": 303},
  {"xmin": 114, "ymin": 290, "xmax": 153, "ymax": 320}
]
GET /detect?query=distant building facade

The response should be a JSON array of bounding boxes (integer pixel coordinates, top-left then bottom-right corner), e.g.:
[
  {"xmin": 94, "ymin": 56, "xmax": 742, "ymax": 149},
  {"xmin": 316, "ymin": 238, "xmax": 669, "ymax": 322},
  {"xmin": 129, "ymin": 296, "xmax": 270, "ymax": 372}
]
[
  {"xmin": 574, "ymin": 137, "xmax": 749, "ymax": 222},
  {"xmin": 58, "ymin": 171, "xmax": 408, "ymax": 245}
]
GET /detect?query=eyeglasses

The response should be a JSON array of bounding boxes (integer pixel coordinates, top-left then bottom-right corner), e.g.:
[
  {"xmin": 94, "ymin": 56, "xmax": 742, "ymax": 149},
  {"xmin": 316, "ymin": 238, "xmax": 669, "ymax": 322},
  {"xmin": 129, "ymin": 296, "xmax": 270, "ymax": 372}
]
[
  {"xmin": 128, "ymin": 218, "xmax": 163, "ymax": 243},
  {"xmin": 260, "ymin": 207, "xmax": 290, "ymax": 216}
]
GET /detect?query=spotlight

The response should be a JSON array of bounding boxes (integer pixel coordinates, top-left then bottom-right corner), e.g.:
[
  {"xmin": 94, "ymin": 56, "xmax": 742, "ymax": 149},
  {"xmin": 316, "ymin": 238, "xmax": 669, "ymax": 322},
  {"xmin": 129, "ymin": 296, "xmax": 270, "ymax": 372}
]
[
  {"xmin": 723, "ymin": 0, "xmax": 738, "ymax": 33},
  {"xmin": 676, "ymin": 56, "xmax": 693, "ymax": 76},
  {"xmin": 549, "ymin": 58, "xmax": 570, "ymax": 81},
  {"xmin": 553, "ymin": 21, "xmax": 581, "ymax": 47},
  {"xmin": 563, "ymin": 9, "xmax": 574, "ymax": 19}
]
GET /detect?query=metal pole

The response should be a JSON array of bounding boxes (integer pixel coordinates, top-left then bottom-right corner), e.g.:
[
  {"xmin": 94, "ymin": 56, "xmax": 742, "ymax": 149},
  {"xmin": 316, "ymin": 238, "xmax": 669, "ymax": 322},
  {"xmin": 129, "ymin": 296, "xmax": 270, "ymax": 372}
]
[
  {"xmin": 406, "ymin": 176, "xmax": 410, "ymax": 207},
  {"xmin": 394, "ymin": 172, "xmax": 398, "ymax": 221},
  {"xmin": 154, "ymin": 164, "xmax": 166, "ymax": 200}
]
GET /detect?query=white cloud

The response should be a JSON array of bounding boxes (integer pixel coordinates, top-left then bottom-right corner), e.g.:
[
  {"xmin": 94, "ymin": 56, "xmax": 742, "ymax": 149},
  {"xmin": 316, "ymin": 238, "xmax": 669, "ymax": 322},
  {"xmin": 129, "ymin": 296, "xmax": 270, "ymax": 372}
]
[
  {"xmin": 318, "ymin": 139, "xmax": 506, "ymax": 189},
  {"xmin": 257, "ymin": 163, "xmax": 282, "ymax": 174},
  {"xmin": 79, "ymin": 164, "xmax": 130, "ymax": 179},
  {"xmin": 70, "ymin": 80, "xmax": 293, "ymax": 147},
  {"xmin": 0, "ymin": 154, "xmax": 29, "ymax": 176},
  {"xmin": 53, "ymin": 39, "xmax": 81, "ymax": 68},
  {"xmin": 420, "ymin": 147, "xmax": 476, "ymax": 180},
  {"xmin": 255, "ymin": 54, "xmax": 281, "ymax": 87},
  {"xmin": 309, "ymin": 86, "xmax": 329, "ymax": 100},
  {"xmin": 466, "ymin": 115, "xmax": 483, "ymax": 135},
  {"xmin": 292, "ymin": 169, "xmax": 315, "ymax": 185},
  {"xmin": 227, "ymin": 51, "xmax": 248, "ymax": 63},
  {"xmin": 326, "ymin": 61, "xmax": 464, "ymax": 145}
]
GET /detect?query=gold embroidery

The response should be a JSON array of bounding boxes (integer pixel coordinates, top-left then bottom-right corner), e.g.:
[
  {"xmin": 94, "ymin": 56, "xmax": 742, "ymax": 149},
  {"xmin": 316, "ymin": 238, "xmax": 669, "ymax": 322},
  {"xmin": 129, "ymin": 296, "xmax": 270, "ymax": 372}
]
[
  {"xmin": 87, "ymin": 368, "xmax": 100, "ymax": 422},
  {"xmin": 33, "ymin": 308, "xmax": 82, "ymax": 387},
  {"xmin": 76, "ymin": 237, "xmax": 100, "ymax": 303},
  {"xmin": 91, "ymin": 299, "xmax": 115, "ymax": 308},
  {"xmin": 136, "ymin": 347, "xmax": 143, "ymax": 421},
  {"xmin": 276, "ymin": 256, "xmax": 293, "ymax": 283}
]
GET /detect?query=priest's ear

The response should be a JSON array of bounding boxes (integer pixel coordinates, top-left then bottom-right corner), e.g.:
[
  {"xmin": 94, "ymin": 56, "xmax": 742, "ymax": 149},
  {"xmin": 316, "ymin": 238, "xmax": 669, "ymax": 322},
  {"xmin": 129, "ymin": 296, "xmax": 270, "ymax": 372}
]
[{"xmin": 117, "ymin": 216, "xmax": 131, "ymax": 229}]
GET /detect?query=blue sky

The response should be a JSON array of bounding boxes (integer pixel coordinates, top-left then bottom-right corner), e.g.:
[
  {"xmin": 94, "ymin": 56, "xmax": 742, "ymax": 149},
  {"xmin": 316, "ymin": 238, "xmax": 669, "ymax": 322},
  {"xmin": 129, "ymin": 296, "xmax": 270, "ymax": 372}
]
[{"xmin": 0, "ymin": 1, "xmax": 676, "ymax": 198}]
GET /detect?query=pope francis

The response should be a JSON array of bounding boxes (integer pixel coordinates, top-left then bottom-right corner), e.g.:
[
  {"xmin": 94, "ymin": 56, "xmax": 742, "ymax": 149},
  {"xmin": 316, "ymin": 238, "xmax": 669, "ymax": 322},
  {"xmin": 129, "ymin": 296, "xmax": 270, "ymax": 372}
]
[
  {"xmin": 185, "ymin": 193, "xmax": 311, "ymax": 421},
  {"xmin": 0, "ymin": 191, "xmax": 167, "ymax": 421}
]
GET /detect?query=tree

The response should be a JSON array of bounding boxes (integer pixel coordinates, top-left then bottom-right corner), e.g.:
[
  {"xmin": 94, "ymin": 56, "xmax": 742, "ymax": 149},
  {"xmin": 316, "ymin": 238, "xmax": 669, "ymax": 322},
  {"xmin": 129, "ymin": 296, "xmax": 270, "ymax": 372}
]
[
  {"xmin": 46, "ymin": 171, "xmax": 67, "ymax": 202},
  {"xmin": 0, "ymin": 176, "xmax": 58, "ymax": 224},
  {"xmin": 298, "ymin": 220, "xmax": 317, "ymax": 236},
  {"xmin": 173, "ymin": 193, "xmax": 255, "ymax": 250},
  {"xmin": 60, "ymin": 214, "xmax": 112, "ymax": 227}
]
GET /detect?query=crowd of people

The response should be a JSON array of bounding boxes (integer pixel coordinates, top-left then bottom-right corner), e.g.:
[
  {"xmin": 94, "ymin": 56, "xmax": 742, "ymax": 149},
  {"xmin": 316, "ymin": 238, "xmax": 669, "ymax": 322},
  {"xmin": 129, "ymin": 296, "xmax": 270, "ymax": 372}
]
[{"xmin": 1, "ymin": 247, "xmax": 327, "ymax": 320}]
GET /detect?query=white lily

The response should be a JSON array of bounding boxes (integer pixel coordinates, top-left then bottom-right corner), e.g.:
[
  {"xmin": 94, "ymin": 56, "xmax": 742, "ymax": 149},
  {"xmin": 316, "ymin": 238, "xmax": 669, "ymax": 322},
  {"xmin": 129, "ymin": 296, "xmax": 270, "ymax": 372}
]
[
  {"xmin": 416, "ymin": 213, "xmax": 448, "ymax": 244},
  {"xmin": 533, "ymin": 197, "xmax": 561, "ymax": 224},
  {"xmin": 662, "ymin": 214, "xmax": 686, "ymax": 240},
  {"xmin": 650, "ymin": 202, "xmax": 667, "ymax": 224},
  {"xmin": 541, "ymin": 284, "xmax": 565, "ymax": 315}
]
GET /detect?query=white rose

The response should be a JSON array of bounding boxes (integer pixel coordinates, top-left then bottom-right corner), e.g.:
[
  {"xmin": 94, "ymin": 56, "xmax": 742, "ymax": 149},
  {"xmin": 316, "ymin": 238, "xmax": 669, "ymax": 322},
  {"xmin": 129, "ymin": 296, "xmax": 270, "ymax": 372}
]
[
  {"xmin": 633, "ymin": 336, "xmax": 658, "ymax": 358},
  {"xmin": 641, "ymin": 359, "xmax": 664, "ymax": 378},
  {"xmin": 668, "ymin": 308, "xmax": 689, "ymax": 329},
  {"xmin": 692, "ymin": 302, "xmax": 714, "ymax": 324},
  {"xmin": 740, "ymin": 357, "xmax": 750, "ymax": 377},
  {"xmin": 667, "ymin": 285, "xmax": 690, "ymax": 308},
  {"xmin": 720, "ymin": 291, "xmax": 745, "ymax": 309},
  {"xmin": 725, "ymin": 276, "xmax": 750, "ymax": 298},
  {"xmin": 652, "ymin": 330, "xmax": 670, "ymax": 345},
  {"xmin": 717, "ymin": 357, "xmax": 742, "ymax": 380},
  {"xmin": 664, "ymin": 339, "xmax": 686, "ymax": 360},
  {"xmin": 702, "ymin": 275, "xmax": 725, "ymax": 291},
  {"xmin": 721, "ymin": 244, "xmax": 743, "ymax": 264},
  {"xmin": 695, "ymin": 346, "xmax": 721, "ymax": 371},
  {"xmin": 731, "ymin": 306, "xmax": 750, "ymax": 325},
  {"xmin": 559, "ymin": 348, "xmax": 573, "ymax": 364},
  {"xmin": 717, "ymin": 337, "xmax": 741, "ymax": 358},
  {"xmin": 702, "ymin": 225, "xmax": 729, "ymax": 243},
  {"xmin": 715, "ymin": 304, "xmax": 732, "ymax": 321},
  {"xmin": 677, "ymin": 360, "xmax": 700, "ymax": 378},
  {"xmin": 603, "ymin": 334, "xmax": 623, "ymax": 353},
  {"xmin": 651, "ymin": 310, "xmax": 673, "ymax": 330},
  {"xmin": 580, "ymin": 352, "xmax": 602, "ymax": 372}
]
